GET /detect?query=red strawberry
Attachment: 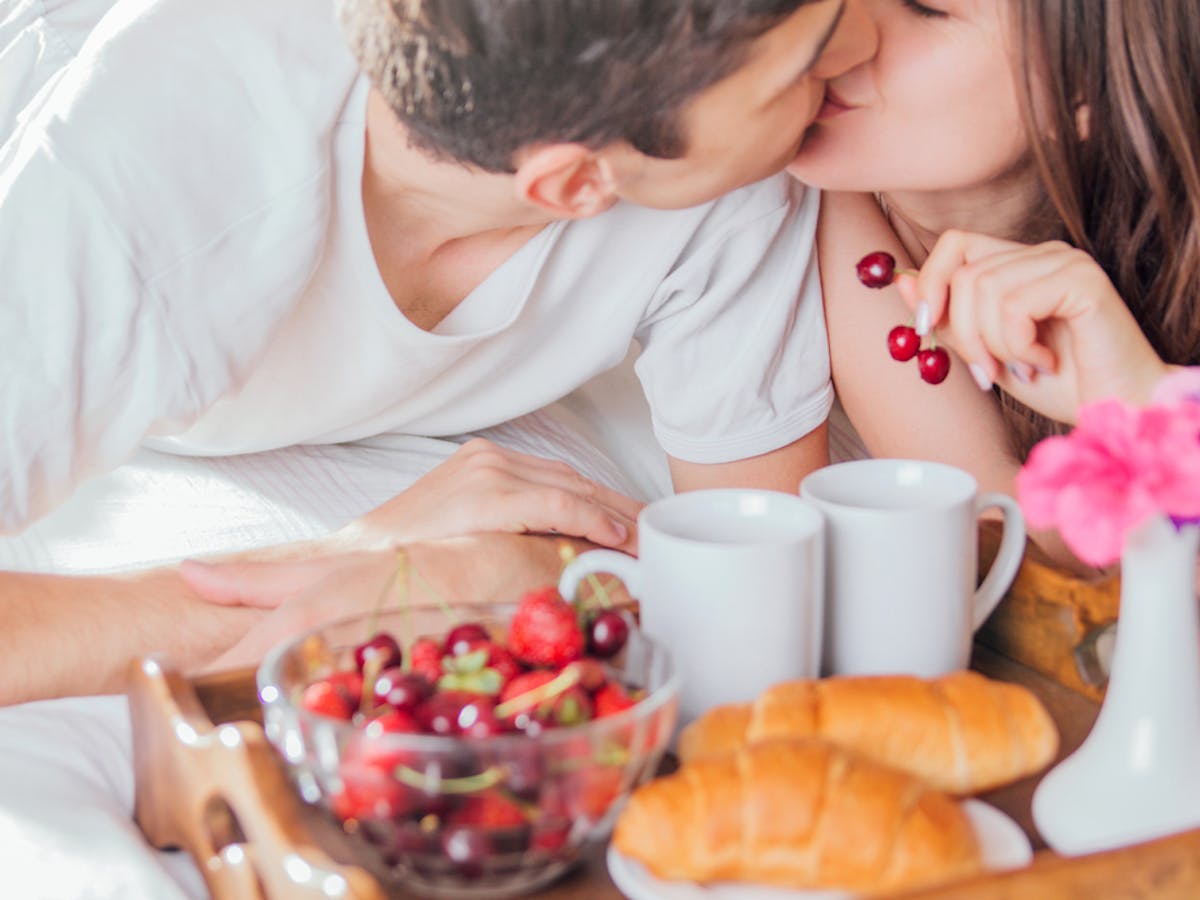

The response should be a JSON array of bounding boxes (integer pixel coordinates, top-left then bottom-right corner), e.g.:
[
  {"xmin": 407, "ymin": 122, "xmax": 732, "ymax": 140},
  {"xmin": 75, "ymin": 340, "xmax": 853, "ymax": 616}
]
[
  {"xmin": 409, "ymin": 637, "xmax": 444, "ymax": 684},
  {"xmin": 594, "ymin": 682, "xmax": 636, "ymax": 718},
  {"xmin": 332, "ymin": 759, "xmax": 415, "ymax": 822},
  {"xmin": 564, "ymin": 766, "xmax": 625, "ymax": 823},
  {"xmin": 507, "ymin": 587, "xmax": 584, "ymax": 668},
  {"xmin": 301, "ymin": 677, "xmax": 357, "ymax": 720},
  {"xmin": 449, "ymin": 792, "xmax": 529, "ymax": 830}
]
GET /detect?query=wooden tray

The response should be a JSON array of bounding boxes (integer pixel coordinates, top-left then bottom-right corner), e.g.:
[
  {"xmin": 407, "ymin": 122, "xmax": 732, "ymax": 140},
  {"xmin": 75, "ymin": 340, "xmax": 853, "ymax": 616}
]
[
  {"xmin": 129, "ymin": 534, "xmax": 1200, "ymax": 899},
  {"xmin": 129, "ymin": 642, "xmax": 1200, "ymax": 900}
]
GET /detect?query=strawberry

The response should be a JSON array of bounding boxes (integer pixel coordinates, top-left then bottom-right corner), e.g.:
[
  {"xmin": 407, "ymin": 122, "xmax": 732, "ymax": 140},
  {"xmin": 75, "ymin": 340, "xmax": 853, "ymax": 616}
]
[
  {"xmin": 409, "ymin": 637, "xmax": 444, "ymax": 684},
  {"xmin": 594, "ymin": 682, "xmax": 636, "ymax": 718},
  {"xmin": 507, "ymin": 587, "xmax": 584, "ymax": 668},
  {"xmin": 301, "ymin": 678, "xmax": 356, "ymax": 720},
  {"xmin": 449, "ymin": 792, "xmax": 529, "ymax": 830}
]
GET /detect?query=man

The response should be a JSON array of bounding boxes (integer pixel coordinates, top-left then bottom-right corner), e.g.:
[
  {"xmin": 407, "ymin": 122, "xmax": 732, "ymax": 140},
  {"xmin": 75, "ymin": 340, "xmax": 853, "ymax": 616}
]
[
  {"xmin": 0, "ymin": 1, "xmax": 879, "ymax": 895},
  {"xmin": 1, "ymin": 0, "xmax": 874, "ymax": 705}
]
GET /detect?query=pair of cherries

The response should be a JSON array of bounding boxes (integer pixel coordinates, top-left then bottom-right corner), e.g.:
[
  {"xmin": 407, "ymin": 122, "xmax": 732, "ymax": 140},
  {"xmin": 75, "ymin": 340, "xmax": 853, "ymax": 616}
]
[{"xmin": 855, "ymin": 252, "xmax": 950, "ymax": 385}]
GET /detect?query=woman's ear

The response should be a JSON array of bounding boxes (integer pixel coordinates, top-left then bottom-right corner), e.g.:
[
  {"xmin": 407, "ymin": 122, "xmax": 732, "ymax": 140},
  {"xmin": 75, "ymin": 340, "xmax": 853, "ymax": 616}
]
[
  {"xmin": 513, "ymin": 144, "xmax": 618, "ymax": 219},
  {"xmin": 1075, "ymin": 103, "xmax": 1090, "ymax": 141}
]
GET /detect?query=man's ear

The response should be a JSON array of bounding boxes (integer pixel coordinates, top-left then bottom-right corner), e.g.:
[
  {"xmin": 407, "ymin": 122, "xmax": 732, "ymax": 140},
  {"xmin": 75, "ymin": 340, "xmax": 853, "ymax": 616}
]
[
  {"xmin": 513, "ymin": 144, "xmax": 618, "ymax": 219},
  {"xmin": 1075, "ymin": 103, "xmax": 1090, "ymax": 141}
]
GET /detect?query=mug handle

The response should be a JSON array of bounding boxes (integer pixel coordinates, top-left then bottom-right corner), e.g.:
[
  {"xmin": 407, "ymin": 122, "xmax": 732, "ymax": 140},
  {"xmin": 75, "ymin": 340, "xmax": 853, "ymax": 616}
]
[
  {"xmin": 972, "ymin": 493, "xmax": 1027, "ymax": 630},
  {"xmin": 557, "ymin": 550, "xmax": 642, "ymax": 604}
]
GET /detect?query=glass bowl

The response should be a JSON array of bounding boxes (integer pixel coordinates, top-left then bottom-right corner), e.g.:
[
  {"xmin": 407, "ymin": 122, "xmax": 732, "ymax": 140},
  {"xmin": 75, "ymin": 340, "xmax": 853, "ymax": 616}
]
[{"xmin": 256, "ymin": 604, "xmax": 679, "ymax": 898}]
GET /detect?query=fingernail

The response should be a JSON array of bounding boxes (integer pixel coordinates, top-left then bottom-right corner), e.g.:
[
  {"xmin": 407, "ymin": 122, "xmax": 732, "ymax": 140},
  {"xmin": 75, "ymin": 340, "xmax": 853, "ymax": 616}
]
[
  {"xmin": 1007, "ymin": 361, "xmax": 1034, "ymax": 384},
  {"xmin": 915, "ymin": 302, "xmax": 931, "ymax": 336},
  {"xmin": 968, "ymin": 363, "xmax": 993, "ymax": 391},
  {"xmin": 611, "ymin": 521, "xmax": 628, "ymax": 542}
]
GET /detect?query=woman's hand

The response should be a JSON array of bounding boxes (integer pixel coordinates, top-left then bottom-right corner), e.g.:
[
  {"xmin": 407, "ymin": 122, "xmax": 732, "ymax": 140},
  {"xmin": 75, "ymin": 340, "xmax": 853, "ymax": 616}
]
[
  {"xmin": 897, "ymin": 230, "xmax": 1169, "ymax": 423},
  {"xmin": 335, "ymin": 438, "xmax": 642, "ymax": 554}
]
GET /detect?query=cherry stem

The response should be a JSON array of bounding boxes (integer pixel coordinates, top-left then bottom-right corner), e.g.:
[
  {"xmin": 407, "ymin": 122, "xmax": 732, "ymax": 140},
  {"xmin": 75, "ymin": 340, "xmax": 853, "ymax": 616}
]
[
  {"xmin": 493, "ymin": 665, "xmax": 583, "ymax": 719},
  {"xmin": 557, "ymin": 540, "xmax": 615, "ymax": 608},
  {"xmin": 366, "ymin": 549, "xmax": 407, "ymax": 640},
  {"xmin": 408, "ymin": 562, "xmax": 459, "ymax": 626},
  {"xmin": 395, "ymin": 764, "xmax": 503, "ymax": 795}
]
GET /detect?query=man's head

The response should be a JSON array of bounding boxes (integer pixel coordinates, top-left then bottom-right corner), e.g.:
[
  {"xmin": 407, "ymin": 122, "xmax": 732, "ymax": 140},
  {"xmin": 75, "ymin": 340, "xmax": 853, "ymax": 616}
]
[{"xmin": 340, "ymin": 0, "xmax": 875, "ymax": 212}]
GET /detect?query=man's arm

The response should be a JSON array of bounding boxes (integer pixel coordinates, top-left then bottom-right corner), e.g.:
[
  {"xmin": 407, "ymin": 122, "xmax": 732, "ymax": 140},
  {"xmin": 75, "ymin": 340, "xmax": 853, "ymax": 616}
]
[
  {"xmin": 0, "ymin": 568, "xmax": 263, "ymax": 707},
  {"xmin": 0, "ymin": 529, "xmax": 603, "ymax": 707},
  {"xmin": 667, "ymin": 423, "xmax": 829, "ymax": 494}
]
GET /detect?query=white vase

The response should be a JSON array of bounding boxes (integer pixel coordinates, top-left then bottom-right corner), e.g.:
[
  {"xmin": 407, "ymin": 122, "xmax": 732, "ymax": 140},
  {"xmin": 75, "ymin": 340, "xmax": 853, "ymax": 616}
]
[{"xmin": 1033, "ymin": 516, "xmax": 1200, "ymax": 855}]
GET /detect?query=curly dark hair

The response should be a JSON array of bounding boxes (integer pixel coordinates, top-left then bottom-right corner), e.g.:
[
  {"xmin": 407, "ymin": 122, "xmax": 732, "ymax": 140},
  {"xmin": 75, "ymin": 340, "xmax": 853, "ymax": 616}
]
[{"xmin": 338, "ymin": 0, "xmax": 821, "ymax": 172}]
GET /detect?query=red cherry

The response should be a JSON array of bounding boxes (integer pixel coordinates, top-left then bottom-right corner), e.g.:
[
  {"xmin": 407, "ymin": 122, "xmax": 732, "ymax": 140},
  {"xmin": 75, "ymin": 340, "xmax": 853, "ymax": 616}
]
[
  {"xmin": 443, "ymin": 622, "xmax": 491, "ymax": 657},
  {"xmin": 855, "ymin": 251, "xmax": 896, "ymax": 289},
  {"xmin": 457, "ymin": 697, "xmax": 507, "ymax": 738},
  {"xmin": 587, "ymin": 610, "xmax": 629, "ymax": 659},
  {"xmin": 887, "ymin": 325, "xmax": 920, "ymax": 362},
  {"xmin": 917, "ymin": 346, "xmax": 951, "ymax": 384},
  {"xmin": 353, "ymin": 633, "xmax": 403, "ymax": 674},
  {"xmin": 373, "ymin": 668, "xmax": 434, "ymax": 711}
]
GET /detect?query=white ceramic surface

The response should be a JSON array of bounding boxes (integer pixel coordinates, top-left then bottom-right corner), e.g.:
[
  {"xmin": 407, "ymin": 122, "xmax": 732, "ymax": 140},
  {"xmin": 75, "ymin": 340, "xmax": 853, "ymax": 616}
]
[
  {"xmin": 558, "ymin": 489, "xmax": 824, "ymax": 726},
  {"xmin": 605, "ymin": 799, "xmax": 1032, "ymax": 900},
  {"xmin": 800, "ymin": 459, "xmax": 1025, "ymax": 677},
  {"xmin": 1033, "ymin": 517, "xmax": 1200, "ymax": 855}
]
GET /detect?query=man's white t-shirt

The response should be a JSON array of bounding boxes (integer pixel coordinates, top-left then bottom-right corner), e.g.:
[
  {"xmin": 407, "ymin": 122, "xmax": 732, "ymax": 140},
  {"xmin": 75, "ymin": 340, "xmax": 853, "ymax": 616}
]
[{"xmin": 0, "ymin": 0, "xmax": 831, "ymax": 532}]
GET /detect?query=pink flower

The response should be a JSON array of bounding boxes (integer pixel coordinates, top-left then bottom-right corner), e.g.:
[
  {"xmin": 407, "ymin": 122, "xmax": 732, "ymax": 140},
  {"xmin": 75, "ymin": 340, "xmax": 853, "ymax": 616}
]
[{"xmin": 1017, "ymin": 397, "xmax": 1200, "ymax": 566}]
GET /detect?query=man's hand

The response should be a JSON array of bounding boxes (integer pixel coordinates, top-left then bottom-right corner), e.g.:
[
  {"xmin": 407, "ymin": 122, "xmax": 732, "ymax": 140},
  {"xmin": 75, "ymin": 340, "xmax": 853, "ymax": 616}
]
[{"xmin": 187, "ymin": 533, "xmax": 600, "ymax": 670}]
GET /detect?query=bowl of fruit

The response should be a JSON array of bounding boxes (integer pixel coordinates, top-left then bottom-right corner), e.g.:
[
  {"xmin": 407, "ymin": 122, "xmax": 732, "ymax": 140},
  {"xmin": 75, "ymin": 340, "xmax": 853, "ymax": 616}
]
[{"xmin": 256, "ymin": 585, "xmax": 680, "ymax": 898}]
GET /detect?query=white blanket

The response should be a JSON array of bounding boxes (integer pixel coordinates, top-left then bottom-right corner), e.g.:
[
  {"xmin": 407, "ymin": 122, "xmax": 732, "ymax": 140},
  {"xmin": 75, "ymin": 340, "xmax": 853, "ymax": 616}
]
[{"xmin": 0, "ymin": 365, "xmax": 670, "ymax": 900}]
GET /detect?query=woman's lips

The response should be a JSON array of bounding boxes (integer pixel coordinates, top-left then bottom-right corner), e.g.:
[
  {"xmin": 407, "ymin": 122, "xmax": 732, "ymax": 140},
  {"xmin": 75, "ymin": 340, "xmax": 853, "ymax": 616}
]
[{"xmin": 816, "ymin": 88, "xmax": 854, "ymax": 120}]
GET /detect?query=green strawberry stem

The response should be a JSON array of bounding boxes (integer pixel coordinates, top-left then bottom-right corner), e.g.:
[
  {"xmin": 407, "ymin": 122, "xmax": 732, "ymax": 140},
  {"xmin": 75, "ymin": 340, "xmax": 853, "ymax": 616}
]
[
  {"xmin": 494, "ymin": 665, "xmax": 583, "ymax": 719},
  {"xmin": 395, "ymin": 764, "xmax": 503, "ymax": 794}
]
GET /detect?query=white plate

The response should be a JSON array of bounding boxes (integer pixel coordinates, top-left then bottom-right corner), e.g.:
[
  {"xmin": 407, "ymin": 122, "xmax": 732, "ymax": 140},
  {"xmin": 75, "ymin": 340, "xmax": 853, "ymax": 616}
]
[{"xmin": 606, "ymin": 799, "xmax": 1032, "ymax": 900}]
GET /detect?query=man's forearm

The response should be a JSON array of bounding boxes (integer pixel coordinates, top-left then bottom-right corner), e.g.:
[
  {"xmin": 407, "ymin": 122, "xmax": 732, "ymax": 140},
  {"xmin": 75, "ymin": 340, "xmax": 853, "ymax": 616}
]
[{"xmin": 0, "ymin": 568, "xmax": 264, "ymax": 706}]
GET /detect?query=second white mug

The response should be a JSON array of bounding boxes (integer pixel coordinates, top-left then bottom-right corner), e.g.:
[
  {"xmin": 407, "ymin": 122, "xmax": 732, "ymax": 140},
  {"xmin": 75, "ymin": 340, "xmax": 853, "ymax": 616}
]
[{"xmin": 800, "ymin": 459, "xmax": 1026, "ymax": 677}]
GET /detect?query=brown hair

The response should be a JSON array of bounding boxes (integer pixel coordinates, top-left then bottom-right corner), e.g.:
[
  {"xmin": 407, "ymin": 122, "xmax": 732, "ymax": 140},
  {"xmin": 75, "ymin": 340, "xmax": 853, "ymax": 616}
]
[
  {"xmin": 1002, "ymin": 0, "xmax": 1200, "ymax": 458},
  {"xmin": 338, "ymin": 0, "xmax": 818, "ymax": 173}
]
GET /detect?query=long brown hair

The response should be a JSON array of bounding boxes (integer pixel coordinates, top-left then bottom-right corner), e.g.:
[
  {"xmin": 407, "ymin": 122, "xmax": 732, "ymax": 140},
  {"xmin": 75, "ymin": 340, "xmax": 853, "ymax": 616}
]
[{"xmin": 1002, "ymin": 0, "xmax": 1200, "ymax": 458}]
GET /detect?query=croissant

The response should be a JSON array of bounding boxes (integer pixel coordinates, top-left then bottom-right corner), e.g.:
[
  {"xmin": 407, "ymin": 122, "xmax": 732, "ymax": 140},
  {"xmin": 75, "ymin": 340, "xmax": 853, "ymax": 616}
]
[
  {"xmin": 613, "ymin": 739, "xmax": 982, "ymax": 894},
  {"xmin": 677, "ymin": 670, "xmax": 1058, "ymax": 794}
]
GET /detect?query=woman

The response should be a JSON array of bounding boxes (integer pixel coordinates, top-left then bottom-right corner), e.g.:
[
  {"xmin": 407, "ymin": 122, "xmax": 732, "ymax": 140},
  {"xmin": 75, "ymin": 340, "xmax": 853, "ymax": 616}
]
[{"xmin": 788, "ymin": 0, "xmax": 1192, "ymax": 569}]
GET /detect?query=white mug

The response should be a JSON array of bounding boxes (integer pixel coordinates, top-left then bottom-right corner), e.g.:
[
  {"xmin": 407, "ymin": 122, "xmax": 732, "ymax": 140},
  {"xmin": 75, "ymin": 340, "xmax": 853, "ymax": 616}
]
[
  {"xmin": 800, "ymin": 459, "xmax": 1026, "ymax": 677},
  {"xmin": 557, "ymin": 489, "xmax": 824, "ymax": 726}
]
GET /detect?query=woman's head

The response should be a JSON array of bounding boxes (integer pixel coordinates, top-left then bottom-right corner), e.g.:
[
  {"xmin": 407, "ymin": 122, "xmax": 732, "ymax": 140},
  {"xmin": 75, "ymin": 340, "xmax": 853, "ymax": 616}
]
[
  {"xmin": 786, "ymin": 1, "xmax": 1033, "ymax": 202},
  {"xmin": 794, "ymin": 0, "xmax": 1200, "ymax": 456}
]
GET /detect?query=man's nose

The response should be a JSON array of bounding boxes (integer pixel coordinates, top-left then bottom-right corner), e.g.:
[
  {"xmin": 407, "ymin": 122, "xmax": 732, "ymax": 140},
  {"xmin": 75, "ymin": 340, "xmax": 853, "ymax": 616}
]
[{"xmin": 811, "ymin": 0, "xmax": 879, "ymax": 80}]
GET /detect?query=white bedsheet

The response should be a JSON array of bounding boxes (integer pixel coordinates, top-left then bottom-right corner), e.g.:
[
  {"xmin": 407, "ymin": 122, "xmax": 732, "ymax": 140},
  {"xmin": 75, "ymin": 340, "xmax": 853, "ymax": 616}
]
[{"xmin": 0, "ymin": 364, "xmax": 670, "ymax": 900}]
